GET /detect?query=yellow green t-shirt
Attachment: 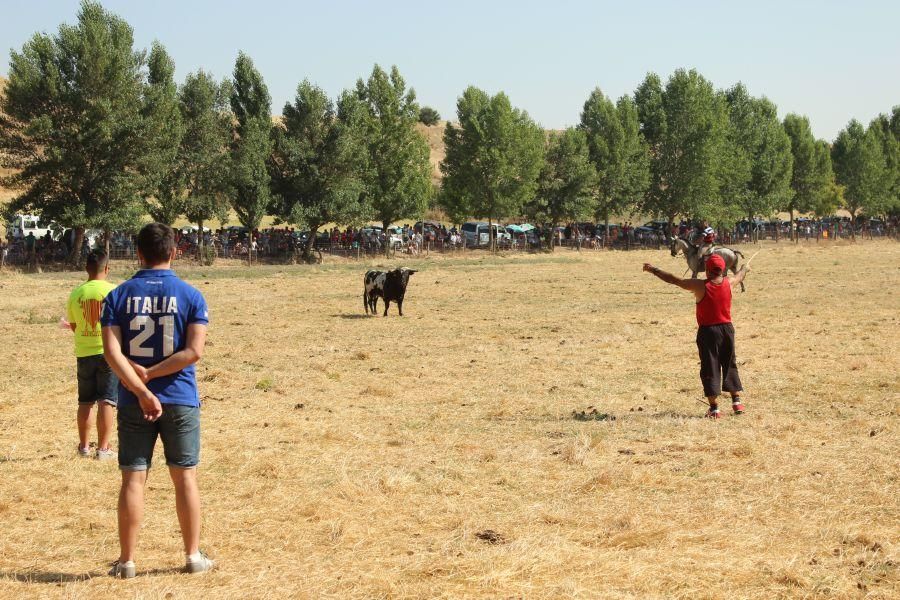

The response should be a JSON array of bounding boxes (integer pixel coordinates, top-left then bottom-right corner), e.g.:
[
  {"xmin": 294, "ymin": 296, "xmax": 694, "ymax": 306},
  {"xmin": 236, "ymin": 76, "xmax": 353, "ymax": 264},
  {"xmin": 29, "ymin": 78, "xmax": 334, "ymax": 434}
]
[{"xmin": 67, "ymin": 279, "xmax": 116, "ymax": 358}]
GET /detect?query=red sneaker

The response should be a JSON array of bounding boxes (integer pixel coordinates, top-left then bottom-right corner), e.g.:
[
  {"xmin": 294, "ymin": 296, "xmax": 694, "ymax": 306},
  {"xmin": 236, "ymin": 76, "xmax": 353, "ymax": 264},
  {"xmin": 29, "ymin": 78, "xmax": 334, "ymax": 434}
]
[
  {"xmin": 705, "ymin": 407, "xmax": 721, "ymax": 419},
  {"xmin": 731, "ymin": 399, "xmax": 745, "ymax": 415}
]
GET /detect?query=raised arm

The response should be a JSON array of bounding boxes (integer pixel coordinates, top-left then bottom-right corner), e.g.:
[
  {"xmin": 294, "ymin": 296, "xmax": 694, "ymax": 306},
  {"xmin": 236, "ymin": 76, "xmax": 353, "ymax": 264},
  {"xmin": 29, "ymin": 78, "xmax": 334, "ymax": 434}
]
[
  {"xmin": 102, "ymin": 325, "xmax": 162, "ymax": 421},
  {"xmin": 643, "ymin": 263, "xmax": 706, "ymax": 300}
]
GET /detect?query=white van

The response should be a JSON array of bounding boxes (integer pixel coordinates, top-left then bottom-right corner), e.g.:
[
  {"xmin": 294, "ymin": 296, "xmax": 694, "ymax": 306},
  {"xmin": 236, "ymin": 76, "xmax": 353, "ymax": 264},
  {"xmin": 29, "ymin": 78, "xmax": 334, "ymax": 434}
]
[
  {"xmin": 461, "ymin": 222, "xmax": 511, "ymax": 247},
  {"xmin": 7, "ymin": 214, "xmax": 55, "ymax": 240}
]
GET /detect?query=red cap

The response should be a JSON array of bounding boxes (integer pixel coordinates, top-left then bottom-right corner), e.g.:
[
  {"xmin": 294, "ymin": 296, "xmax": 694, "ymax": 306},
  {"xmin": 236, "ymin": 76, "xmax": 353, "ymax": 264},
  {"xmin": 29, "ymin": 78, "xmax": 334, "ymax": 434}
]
[{"xmin": 705, "ymin": 254, "xmax": 725, "ymax": 275}]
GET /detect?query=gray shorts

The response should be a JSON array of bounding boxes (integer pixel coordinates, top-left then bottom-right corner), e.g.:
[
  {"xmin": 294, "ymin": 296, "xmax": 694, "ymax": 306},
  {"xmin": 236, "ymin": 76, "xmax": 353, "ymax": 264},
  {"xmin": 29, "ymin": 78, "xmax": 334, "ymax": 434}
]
[
  {"xmin": 117, "ymin": 403, "xmax": 201, "ymax": 471},
  {"xmin": 76, "ymin": 354, "xmax": 119, "ymax": 406}
]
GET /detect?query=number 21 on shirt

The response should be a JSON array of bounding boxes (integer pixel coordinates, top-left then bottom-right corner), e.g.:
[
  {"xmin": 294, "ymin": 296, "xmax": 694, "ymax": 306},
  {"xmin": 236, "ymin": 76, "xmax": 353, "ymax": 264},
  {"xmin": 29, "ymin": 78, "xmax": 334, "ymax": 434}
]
[{"xmin": 130, "ymin": 315, "xmax": 175, "ymax": 358}]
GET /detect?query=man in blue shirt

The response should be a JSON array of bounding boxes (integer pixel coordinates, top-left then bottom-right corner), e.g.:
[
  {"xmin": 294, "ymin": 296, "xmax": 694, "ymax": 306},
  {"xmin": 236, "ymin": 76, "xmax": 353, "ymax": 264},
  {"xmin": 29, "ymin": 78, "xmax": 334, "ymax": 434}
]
[{"xmin": 101, "ymin": 223, "xmax": 213, "ymax": 578}]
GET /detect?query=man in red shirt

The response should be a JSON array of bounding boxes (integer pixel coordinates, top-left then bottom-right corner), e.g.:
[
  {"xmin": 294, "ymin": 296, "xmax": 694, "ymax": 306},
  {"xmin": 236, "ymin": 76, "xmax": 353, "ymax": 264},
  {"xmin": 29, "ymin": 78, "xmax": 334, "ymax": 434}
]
[{"xmin": 643, "ymin": 255, "xmax": 750, "ymax": 418}]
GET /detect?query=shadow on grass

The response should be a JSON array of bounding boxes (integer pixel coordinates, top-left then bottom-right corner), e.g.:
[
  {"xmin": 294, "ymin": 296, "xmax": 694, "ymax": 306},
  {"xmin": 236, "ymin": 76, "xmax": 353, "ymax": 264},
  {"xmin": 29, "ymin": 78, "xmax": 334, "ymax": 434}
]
[
  {"xmin": 647, "ymin": 410, "xmax": 707, "ymax": 420},
  {"xmin": 0, "ymin": 571, "xmax": 98, "ymax": 584},
  {"xmin": 0, "ymin": 565, "xmax": 185, "ymax": 584},
  {"xmin": 141, "ymin": 566, "xmax": 188, "ymax": 577},
  {"xmin": 0, "ymin": 457, "xmax": 40, "ymax": 464},
  {"xmin": 332, "ymin": 314, "xmax": 371, "ymax": 319}
]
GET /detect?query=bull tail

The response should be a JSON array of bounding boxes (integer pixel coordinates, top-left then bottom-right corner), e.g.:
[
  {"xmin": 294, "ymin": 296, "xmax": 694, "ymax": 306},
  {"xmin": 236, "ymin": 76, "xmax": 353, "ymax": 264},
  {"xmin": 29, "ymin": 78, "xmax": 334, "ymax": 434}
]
[
  {"xmin": 363, "ymin": 290, "xmax": 368, "ymax": 314},
  {"xmin": 733, "ymin": 249, "xmax": 745, "ymax": 259}
]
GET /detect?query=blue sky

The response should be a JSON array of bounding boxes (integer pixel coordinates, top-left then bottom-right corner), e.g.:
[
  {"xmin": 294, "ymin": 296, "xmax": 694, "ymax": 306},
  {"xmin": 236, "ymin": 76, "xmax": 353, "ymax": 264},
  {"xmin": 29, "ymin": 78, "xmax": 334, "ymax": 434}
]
[{"xmin": 2, "ymin": 0, "xmax": 898, "ymax": 140}]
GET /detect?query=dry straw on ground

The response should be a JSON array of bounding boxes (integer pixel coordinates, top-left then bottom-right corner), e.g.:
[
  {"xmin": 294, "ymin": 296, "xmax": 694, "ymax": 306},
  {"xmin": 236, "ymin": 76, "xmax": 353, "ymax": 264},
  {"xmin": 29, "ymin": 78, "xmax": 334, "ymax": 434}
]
[{"xmin": 0, "ymin": 241, "xmax": 897, "ymax": 599}]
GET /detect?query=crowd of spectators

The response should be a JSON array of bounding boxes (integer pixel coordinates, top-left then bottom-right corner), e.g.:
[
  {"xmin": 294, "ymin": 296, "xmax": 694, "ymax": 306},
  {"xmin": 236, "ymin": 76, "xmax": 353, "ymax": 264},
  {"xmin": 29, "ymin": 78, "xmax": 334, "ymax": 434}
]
[
  {"xmin": 1, "ymin": 229, "xmax": 137, "ymax": 268},
  {"xmin": 3, "ymin": 216, "xmax": 897, "ymax": 268}
]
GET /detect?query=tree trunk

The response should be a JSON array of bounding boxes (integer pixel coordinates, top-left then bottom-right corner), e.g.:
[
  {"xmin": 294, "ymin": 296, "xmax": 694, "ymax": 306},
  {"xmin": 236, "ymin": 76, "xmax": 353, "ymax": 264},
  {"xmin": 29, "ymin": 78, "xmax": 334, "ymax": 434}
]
[
  {"xmin": 547, "ymin": 222, "xmax": 556, "ymax": 252},
  {"xmin": 198, "ymin": 218, "xmax": 204, "ymax": 252},
  {"xmin": 383, "ymin": 220, "xmax": 390, "ymax": 257},
  {"xmin": 789, "ymin": 208, "xmax": 795, "ymax": 243},
  {"xmin": 604, "ymin": 208, "xmax": 610, "ymax": 249},
  {"xmin": 69, "ymin": 226, "xmax": 85, "ymax": 266},
  {"xmin": 488, "ymin": 215, "xmax": 494, "ymax": 253},
  {"xmin": 104, "ymin": 228, "xmax": 111, "ymax": 256},
  {"xmin": 303, "ymin": 225, "xmax": 319, "ymax": 263}
]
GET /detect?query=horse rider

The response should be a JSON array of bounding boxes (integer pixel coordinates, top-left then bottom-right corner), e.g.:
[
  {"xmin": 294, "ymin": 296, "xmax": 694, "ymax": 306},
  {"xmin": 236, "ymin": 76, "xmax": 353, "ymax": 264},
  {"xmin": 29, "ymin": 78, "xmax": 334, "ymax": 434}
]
[
  {"xmin": 693, "ymin": 221, "xmax": 717, "ymax": 263},
  {"xmin": 700, "ymin": 226, "xmax": 717, "ymax": 256}
]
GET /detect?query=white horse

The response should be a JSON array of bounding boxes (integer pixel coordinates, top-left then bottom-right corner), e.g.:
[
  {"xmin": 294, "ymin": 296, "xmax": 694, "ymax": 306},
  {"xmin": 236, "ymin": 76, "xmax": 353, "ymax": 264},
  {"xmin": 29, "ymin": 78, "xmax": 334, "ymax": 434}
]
[{"xmin": 669, "ymin": 237, "xmax": 746, "ymax": 292}]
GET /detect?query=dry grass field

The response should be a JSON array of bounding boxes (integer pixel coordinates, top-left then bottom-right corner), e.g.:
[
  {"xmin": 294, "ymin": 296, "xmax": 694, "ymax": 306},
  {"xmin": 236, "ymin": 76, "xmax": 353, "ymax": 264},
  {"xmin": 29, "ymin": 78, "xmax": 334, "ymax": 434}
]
[{"xmin": 0, "ymin": 241, "xmax": 897, "ymax": 599}]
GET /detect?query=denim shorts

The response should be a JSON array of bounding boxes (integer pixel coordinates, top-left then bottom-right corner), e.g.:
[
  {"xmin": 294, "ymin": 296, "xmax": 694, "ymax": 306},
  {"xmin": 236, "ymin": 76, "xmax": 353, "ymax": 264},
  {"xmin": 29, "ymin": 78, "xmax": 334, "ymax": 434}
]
[
  {"xmin": 76, "ymin": 354, "xmax": 119, "ymax": 406},
  {"xmin": 117, "ymin": 403, "xmax": 201, "ymax": 471}
]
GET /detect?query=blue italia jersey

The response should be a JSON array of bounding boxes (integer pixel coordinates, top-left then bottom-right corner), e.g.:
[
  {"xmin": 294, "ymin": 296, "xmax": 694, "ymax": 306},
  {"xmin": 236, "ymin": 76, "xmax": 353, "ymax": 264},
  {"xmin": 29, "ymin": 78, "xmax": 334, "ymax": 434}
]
[{"xmin": 101, "ymin": 269, "xmax": 209, "ymax": 407}]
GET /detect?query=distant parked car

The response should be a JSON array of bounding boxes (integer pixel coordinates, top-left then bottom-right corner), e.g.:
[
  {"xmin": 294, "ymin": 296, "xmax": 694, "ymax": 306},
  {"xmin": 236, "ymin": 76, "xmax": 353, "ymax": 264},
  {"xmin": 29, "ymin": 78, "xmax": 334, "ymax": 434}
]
[
  {"xmin": 7, "ymin": 214, "xmax": 57, "ymax": 241},
  {"xmin": 461, "ymin": 222, "xmax": 510, "ymax": 246},
  {"xmin": 180, "ymin": 225, "xmax": 211, "ymax": 234},
  {"xmin": 644, "ymin": 220, "xmax": 669, "ymax": 231},
  {"xmin": 385, "ymin": 226, "xmax": 404, "ymax": 249},
  {"xmin": 359, "ymin": 226, "xmax": 402, "ymax": 250}
]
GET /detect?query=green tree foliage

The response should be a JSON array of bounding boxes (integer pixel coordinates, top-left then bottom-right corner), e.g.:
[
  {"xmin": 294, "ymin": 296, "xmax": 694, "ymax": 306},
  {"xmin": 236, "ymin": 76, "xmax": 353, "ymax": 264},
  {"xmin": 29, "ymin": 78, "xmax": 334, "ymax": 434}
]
[
  {"xmin": 440, "ymin": 86, "xmax": 545, "ymax": 250},
  {"xmin": 526, "ymin": 128, "xmax": 596, "ymax": 249},
  {"xmin": 832, "ymin": 119, "xmax": 888, "ymax": 229},
  {"xmin": 353, "ymin": 65, "xmax": 432, "ymax": 238},
  {"xmin": 870, "ymin": 109, "xmax": 900, "ymax": 216},
  {"xmin": 721, "ymin": 84, "xmax": 793, "ymax": 233},
  {"xmin": 419, "ymin": 105, "xmax": 441, "ymax": 126},
  {"xmin": 270, "ymin": 80, "xmax": 369, "ymax": 261},
  {"xmin": 783, "ymin": 114, "xmax": 834, "ymax": 237},
  {"xmin": 578, "ymin": 88, "xmax": 649, "ymax": 236},
  {"xmin": 179, "ymin": 70, "xmax": 233, "ymax": 246},
  {"xmin": 230, "ymin": 52, "xmax": 273, "ymax": 233},
  {"xmin": 783, "ymin": 114, "xmax": 818, "ymax": 217},
  {"xmin": 142, "ymin": 42, "xmax": 184, "ymax": 225},
  {"xmin": 813, "ymin": 181, "xmax": 844, "ymax": 218},
  {"xmin": 634, "ymin": 72, "xmax": 666, "ymax": 144},
  {"xmin": 0, "ymin": 0, "xmax": 148, "ymax": 260},
  {"xmin": 812, "ymin": 141, "xmax": 838, "ymax": 217},
  {"xmin": 634, "ymin": 70, "xmax": 728, "ymax": 229}
]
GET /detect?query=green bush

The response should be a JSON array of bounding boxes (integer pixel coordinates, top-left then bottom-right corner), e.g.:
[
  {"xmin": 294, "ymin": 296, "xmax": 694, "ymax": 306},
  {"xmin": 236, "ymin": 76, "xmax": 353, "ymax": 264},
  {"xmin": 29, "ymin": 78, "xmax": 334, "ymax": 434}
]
[{"xmin": 419, "ymin": 106, "xmax": 440, "ymax": 126}]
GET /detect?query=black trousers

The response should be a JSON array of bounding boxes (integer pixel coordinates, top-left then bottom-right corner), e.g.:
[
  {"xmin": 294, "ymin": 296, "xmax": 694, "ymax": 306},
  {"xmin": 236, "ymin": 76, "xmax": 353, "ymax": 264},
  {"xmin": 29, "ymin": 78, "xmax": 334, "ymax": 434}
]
[{"xmin": 696, "ymin": 323, "xmax": 743, "ymax": 397}]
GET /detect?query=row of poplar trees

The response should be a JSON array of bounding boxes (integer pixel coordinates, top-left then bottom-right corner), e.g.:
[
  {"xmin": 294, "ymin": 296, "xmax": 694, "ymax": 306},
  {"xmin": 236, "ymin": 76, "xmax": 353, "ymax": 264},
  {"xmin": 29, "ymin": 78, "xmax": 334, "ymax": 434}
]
[
  {"xmin": 0, "ymin": 2, "xmax": 432, "ymax": 262},
  {"xmin": 2, "ymin": 2, "xmax": 899, "ymax": 263},
  {"xmin": 442, "ymin": 73, "xmax": 899, "ymax": 248}
]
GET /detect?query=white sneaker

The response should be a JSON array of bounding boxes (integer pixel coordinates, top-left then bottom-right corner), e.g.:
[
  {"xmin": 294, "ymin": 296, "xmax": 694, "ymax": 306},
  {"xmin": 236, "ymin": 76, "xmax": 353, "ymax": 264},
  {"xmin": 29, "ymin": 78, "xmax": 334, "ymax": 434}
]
[
  {"xmin": 96, "ymin": 448, "xmax": 115, "ymax": 461},
  {"xmin": 185, "ymin": 551, "xmax": 214, "ymax": 574},
  {"xmin": 77, "ymin": 446, "xmax": 91, "ymax": 458},
  {"xmin": 108, "ymin": 560, "xmax": 135, "ymax": 579}
]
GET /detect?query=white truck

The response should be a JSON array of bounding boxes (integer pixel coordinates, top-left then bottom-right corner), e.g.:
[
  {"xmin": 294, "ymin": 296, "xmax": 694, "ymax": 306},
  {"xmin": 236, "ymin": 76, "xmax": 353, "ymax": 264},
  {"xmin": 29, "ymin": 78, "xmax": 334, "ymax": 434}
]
[{"xmin": 7, "ymin": 214, "xmax": 55, "ymax": 241}]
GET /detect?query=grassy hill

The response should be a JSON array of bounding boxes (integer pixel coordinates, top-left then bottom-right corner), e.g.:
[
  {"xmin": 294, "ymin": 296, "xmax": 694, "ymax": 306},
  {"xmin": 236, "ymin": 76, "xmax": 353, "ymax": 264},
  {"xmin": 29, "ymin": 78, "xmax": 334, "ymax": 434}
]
[{"xmin": 416, "ymin": 121, "xmax": 445, "ymax": 186}]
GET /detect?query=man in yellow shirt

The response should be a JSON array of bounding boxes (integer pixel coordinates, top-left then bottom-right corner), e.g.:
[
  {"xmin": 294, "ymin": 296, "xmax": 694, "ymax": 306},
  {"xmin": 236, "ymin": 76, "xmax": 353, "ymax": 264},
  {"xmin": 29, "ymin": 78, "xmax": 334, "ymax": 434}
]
[{"xmin": 66, "ymin": 250, "xmax": 118, "ymax": 459}]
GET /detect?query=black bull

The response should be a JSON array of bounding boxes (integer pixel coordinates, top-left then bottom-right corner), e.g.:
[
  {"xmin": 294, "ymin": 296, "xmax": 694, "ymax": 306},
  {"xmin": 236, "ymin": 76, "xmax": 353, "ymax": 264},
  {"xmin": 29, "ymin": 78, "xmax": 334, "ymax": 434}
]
[{"xmin": 363, "ymin": 268, "xmax": 417, "ymax": 316}]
